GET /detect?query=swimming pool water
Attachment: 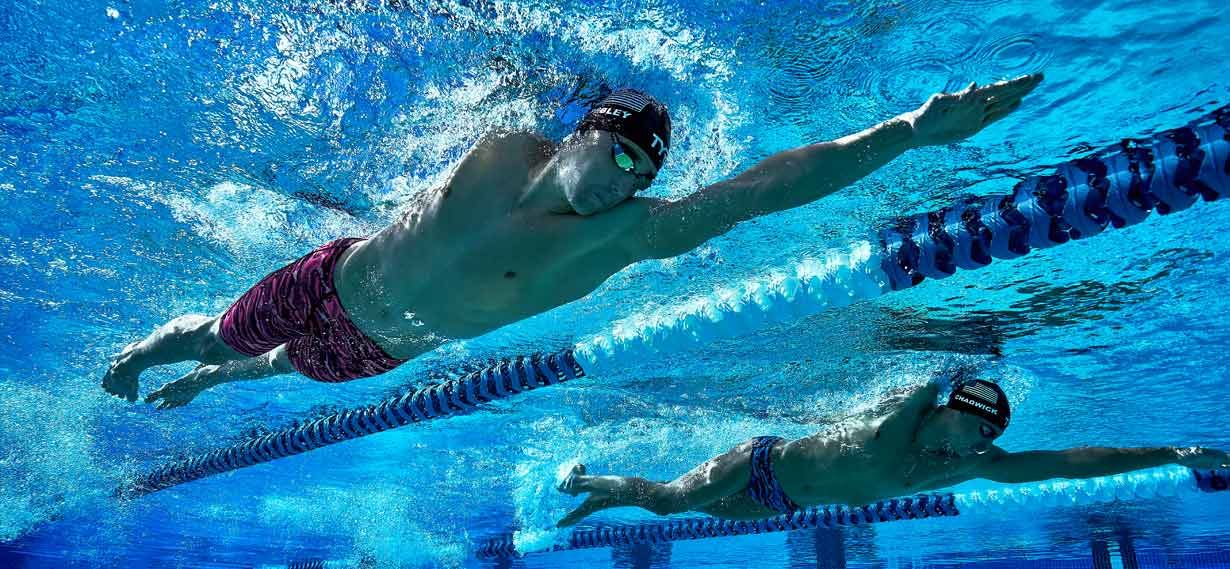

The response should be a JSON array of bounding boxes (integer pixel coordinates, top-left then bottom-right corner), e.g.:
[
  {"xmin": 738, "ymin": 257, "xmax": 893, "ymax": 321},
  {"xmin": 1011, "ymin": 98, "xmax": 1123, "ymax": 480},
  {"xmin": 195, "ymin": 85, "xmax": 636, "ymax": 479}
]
[{"xmin": 2, "ymin": 0, "xmax": 1229, "ymax": 566}]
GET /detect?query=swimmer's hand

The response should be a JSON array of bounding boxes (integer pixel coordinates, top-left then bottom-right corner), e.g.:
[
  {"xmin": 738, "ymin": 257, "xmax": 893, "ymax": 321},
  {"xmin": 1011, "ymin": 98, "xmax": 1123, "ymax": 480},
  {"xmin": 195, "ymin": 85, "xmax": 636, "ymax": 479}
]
[
  {"xmin": 907, "ymin": 73, "xmax": 1043, "ymax": 147},
  {"xmin": 1175, "ymin": 446, "xmax": 1230, "ymax": 470},
  {"xmin": 145, "ymin": 364, "xmax": 221, "ymax": 410},
  {"xmin": 103, "ymin": 341, "xmax": 144, "ymax": 402}
]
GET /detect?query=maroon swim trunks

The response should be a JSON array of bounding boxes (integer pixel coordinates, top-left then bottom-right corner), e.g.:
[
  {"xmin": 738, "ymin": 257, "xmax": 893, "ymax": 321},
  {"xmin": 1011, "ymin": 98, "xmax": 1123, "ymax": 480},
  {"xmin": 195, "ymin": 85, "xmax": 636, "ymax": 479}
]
[{"xmin": 218, "ymin": 238, "xmax": 407, "ymax": 383}]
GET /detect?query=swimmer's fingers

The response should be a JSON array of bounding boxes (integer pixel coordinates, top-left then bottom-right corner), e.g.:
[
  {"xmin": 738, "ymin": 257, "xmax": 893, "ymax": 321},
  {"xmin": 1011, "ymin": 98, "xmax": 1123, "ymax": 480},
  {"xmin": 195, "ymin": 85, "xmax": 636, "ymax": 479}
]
[
  {"xmin": 145, "ymin": 384, "xmax": 171, "ymax": 406},
  {"xmin": 147, "ymin": 364, "xmax": 218, "ymax": 409},
  {"xmin": 956, "ymin": 81, "xmax": 978, "ymax": 99},
  {"xmin": 102, "ymin": 368, "xmax": 138, "ymax": 402},
  {"xmin": 151, "ymin": 392, "xmax": 194, "ymax": 410},
  {"xmin": 977, "ymin": 75, "xmax": 1040, "ymax": 125},
  {"xmin": 972, "ymin": 73, "xmax": 1044, "ymax": 105},
  {"xmin": 145, "ymin": 380, "xmax": 194, "ymax": 409},
  {"xmin": 101, "ymin": 373, "xmax": 117, "ymax": 396},
  {"xmin": 985, "ymin": 90, "xmax": 1024, "ymax": 112}
]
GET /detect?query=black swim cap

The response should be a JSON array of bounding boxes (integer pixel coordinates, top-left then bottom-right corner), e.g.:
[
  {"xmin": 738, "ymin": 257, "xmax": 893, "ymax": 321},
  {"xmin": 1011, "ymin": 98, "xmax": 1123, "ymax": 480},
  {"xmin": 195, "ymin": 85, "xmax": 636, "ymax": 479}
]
[
  {"xmin": 575, "ymin": 89, "xmax": 672, "ymax": 172},
  {"xmin": 946, "ymin": 379, "xmax": 1010, "ymax": 431}
]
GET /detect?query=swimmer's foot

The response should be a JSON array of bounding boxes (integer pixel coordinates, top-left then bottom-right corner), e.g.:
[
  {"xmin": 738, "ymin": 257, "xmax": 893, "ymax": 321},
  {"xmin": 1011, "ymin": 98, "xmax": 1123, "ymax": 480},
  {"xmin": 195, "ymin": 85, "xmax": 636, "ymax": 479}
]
[
  {"xmin": 102, "ymin": 341, "xmax": 144, "ymax": 402},
  {"xmin": 556, "ymin": 464, "xmax": 587, "ymax": 496}
]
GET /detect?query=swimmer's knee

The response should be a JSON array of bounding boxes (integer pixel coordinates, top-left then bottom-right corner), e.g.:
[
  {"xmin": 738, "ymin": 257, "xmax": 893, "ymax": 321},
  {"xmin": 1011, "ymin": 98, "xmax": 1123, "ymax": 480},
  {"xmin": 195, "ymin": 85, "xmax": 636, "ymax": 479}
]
[
  {"xmin": 193, "ymin": 317, "xmax": 244, "ymax": 363},
  {"xmin": 162, "ymin": 314, "xmax": 213, "ymax": 343},
  {"xmin": 647, "ymin": 487, "xmax": 688, "ymax": 515}
]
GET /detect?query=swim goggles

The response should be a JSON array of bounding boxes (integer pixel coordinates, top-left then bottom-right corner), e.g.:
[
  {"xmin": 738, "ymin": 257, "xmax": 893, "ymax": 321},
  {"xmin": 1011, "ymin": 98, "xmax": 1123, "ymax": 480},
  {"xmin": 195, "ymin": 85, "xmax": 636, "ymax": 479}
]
[{"xmin": 609, "ymin": 132, "xmax": 655, "ymax": 183}]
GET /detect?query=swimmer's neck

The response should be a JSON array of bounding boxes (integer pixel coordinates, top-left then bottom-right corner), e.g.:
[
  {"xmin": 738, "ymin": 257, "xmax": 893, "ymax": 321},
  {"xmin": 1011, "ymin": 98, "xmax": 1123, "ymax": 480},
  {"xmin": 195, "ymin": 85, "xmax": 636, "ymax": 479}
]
[
  {"xmin": 515, "ymin": 155, "xmax": 575, "ymax": 215},
  {"xmin": 903, "ymin": 406, "xmax": 945, "ymax": 455}
]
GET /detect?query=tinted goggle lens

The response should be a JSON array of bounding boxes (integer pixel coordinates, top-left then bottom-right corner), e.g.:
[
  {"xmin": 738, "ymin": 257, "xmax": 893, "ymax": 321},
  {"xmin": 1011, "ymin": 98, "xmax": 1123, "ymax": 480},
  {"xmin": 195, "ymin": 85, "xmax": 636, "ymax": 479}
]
[
  {"xmin": 609, "ymin": 133, "xmax": 656, "ymax": 186},
  {"xmin": 612, "ymin": 141, "xmax": 636, "ymax": 172}
]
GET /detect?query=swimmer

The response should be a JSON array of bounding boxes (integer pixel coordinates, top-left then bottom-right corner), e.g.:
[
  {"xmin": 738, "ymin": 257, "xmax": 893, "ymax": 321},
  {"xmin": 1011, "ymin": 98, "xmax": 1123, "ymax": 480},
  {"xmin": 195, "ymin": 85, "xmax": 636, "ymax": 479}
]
[
  {"xmin": 555, "ymin": 378, "xmax": 1230, "ymax": 526},
  {"xmin": 104, "ymin": 75, "xmax": 1044, "ymax": 408}
]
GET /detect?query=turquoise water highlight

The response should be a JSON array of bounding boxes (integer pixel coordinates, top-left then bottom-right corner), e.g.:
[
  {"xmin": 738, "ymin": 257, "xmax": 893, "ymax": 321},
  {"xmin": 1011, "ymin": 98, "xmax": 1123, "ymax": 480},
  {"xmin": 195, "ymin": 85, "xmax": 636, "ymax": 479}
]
[{"xmin": 2, "ymin": 0, "xmax": 1230, "ymax": 566}]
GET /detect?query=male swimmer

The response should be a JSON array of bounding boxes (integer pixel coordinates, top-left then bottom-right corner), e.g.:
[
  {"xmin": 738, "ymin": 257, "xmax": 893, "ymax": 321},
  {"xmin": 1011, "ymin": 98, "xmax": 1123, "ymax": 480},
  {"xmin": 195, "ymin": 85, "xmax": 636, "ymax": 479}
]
[
  {"xmin": 104, "ymin": 75, "xmax": 1044, "ymax": 408},
  {"xmin": 555, "ymin": 378, "xmax": 1230, "ymax": 526}
]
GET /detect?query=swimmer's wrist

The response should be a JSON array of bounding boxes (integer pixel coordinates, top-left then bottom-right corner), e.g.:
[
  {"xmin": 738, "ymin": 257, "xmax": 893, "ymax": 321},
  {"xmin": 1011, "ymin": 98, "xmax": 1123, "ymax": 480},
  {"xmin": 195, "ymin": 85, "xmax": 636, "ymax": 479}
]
[
  {"xmin": 883, "ymin": 114, "xmax": 919, "ymax": 149},
  {"xmin": 893, "ymin": 113, "xmax": 921, "ymax": 149}
]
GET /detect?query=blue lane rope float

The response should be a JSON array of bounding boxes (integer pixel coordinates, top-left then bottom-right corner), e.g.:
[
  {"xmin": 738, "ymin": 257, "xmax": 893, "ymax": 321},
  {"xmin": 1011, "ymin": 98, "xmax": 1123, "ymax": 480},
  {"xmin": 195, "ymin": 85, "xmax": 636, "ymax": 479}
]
[
  {"xmin": 875, "ymin": 105, "xmax": 1230, "ymax": 290},
  {"xmin": 478, "ymin": 467, "xmax": 1230, "ymax": 559},
  {"xmin": 122, "ymin": 104, "xmax": 1230, "ymax": 497},
  {"xmin": 478, "ymin": 494, "xmax": 960, "ymax": 559},
  {"xmin": 118, "ymin": 350, "xmax": 586, "ymax": 498}
]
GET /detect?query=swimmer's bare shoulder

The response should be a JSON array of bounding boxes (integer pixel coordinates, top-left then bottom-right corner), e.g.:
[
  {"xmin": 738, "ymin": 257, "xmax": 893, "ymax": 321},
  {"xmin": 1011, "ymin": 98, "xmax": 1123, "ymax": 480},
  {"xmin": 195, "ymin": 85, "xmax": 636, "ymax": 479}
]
[
  {"xmin": 427, "ymin": 129, "xmax": 556, "ymax": 201},
  {"xmin": 471, "ymin": 129, "xmax": 556, "ymax": 166},
  {"xmin": 783, "ymin": 383, "xmax": 939, "ymax": 463},
  {"xmin": 865, "ymin": 383, "xmax": 940, "ymax": 450}
]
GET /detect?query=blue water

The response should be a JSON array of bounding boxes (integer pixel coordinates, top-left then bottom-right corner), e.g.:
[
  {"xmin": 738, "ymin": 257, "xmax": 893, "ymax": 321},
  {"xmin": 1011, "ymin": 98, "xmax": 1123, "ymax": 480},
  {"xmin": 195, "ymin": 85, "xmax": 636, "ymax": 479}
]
[{"xmin": 2, "ymin": 0, "xmax": 1230, "ymax": 566}]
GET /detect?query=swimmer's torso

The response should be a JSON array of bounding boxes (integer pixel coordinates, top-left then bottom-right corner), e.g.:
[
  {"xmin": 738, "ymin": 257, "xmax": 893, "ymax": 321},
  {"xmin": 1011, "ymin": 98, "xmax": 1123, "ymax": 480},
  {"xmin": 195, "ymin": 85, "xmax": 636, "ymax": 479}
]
[
  {"xmin": 773, "ymin": 407, "xmax": 990, "ymax": 507},
  {"xmin": 331, "ymin": 131, "xmax": 654, "ymax": 359}
]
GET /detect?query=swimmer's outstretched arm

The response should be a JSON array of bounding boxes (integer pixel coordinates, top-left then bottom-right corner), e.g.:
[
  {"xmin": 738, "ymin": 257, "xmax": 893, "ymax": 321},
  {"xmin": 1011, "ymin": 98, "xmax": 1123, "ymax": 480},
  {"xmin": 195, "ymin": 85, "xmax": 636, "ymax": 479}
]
[
  {"xmin": 632, "ymin": 74, "xmax": 1043, "ymax": 260},
  {"xmin": 144, "ymin": 345, "xmax": 294, "ymax": 409},
  {"xmin": 973, "ymin": 445, "xmax": 1230, "ymax": 484}
]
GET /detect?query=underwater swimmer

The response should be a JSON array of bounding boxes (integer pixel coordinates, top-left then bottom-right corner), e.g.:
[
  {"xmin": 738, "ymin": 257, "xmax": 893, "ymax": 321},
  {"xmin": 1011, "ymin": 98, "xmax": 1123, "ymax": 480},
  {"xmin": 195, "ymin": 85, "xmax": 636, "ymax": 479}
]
[
  {"xmin": 104, "ymin": 75, "xmax": 1043, "ymax": 408},
  {"xmin": 556, "ymin": 378, "xmax": 1230, "ymax": 526}
]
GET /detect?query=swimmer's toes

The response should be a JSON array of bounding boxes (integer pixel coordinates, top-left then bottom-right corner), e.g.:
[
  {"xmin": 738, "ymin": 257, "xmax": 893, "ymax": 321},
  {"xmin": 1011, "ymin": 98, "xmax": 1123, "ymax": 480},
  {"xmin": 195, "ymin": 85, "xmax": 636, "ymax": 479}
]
[
  {"xmin": 119, "ymin": 377, "xmax": 140, "ymax": 402},
  {"xmin": 102, "ymin": 366, "xmax": 119, "ymax": 394},
  {"xmin": 102, "ymin": 363, "xmax": 140, "ymax": 402}
]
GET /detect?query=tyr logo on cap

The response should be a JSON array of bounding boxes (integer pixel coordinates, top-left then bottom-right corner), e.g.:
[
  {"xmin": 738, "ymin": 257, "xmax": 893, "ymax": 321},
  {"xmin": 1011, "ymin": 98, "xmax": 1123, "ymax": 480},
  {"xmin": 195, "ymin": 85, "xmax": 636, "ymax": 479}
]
[{"xmin": 651, "ymin": 133, "xmax": 667, "ymax": 158}]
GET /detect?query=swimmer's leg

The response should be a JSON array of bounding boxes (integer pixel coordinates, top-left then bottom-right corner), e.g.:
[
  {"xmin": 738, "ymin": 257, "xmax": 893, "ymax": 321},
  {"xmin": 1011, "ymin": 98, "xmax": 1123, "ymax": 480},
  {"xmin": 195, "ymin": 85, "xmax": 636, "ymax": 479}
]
[
  {"xmin": 556, "ymin": 442, "xmax": 754, "ymax": 526},
  {"xmin": 103, "ymin": 314, "xmax": 246, "ymax": 402}
]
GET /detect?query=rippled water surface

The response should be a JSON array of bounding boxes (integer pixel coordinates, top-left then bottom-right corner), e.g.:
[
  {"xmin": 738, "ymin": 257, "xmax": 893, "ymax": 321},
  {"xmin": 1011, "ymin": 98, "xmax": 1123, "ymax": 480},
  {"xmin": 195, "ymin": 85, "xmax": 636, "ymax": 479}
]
[{"xmin": 2, "ymin": 0, "xmax": 1230, "ymax": 567}]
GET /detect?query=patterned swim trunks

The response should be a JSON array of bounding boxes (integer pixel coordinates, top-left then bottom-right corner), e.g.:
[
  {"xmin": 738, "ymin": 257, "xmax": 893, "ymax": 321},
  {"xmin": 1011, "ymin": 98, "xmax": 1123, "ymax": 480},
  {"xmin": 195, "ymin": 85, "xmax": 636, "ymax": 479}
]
[
  {"xmin": 218, "ymin": 238, "xmax": 407, "ymax": 382},
  {"xmin": 745, "ymin": 436, "xmax": 801, "ymax": 514}
]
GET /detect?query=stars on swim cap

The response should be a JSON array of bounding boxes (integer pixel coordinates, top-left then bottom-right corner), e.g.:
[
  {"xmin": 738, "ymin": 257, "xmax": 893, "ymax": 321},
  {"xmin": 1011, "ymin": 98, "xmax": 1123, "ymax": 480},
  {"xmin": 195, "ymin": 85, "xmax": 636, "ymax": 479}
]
[
  {"xmin": 601, "ymin": 89, "xmax": 654, "ymax": 112},
  {"xmin": 961, "ymin": 381, "xmax": 1002, "ymax": 404},
  {"xmin": 946, "ymin": 378, "xmax": 1011, "ymax": 430}
]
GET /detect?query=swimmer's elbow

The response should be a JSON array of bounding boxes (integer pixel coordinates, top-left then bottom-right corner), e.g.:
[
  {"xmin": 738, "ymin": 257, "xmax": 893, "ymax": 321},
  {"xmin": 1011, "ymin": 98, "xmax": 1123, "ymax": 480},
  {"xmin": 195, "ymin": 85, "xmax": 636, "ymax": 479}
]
[
  {"xmin": 635, "ymin": 197, "xmax": 738, "ymax": 260},
  {"xmin": 739, "ymin": 157, "xmax": 844, "ymax": 215}
]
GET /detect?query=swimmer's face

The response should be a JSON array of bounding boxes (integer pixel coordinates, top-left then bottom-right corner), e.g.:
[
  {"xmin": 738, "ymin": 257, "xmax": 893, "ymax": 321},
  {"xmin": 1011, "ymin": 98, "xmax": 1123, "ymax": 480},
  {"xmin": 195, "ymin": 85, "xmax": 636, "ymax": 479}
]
[
  {"xmin": 919, "ymin": 407, "xmax": 1004, "ymax": 457},
  {"xmin": 556, "ymin": 130, "xmax": 657, "ymax": 215}
]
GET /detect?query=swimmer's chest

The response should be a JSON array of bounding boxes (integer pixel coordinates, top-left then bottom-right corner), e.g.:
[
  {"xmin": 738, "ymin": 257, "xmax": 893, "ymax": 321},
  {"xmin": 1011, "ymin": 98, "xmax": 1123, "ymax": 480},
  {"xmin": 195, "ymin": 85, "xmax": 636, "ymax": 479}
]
[
  {"xmin": 439, "ymin": 212, "xmax": 620, "ymax": 322},
  {"xmin": 780, "ymin": 428, "xmax": 896, "ymax": 504},
  {"xmin": 790, "ymin": 423, "xmax": 974, "ymax": 504},
  {"xmin": 418, "ymin": 178, "xmax": 627, "ymax": 329},
  {"xmin": 792, "ymin": 447, "xmax": 971, "ymax": 506},
  {"xmin": 871, "ymin": 429, "xmax": 979, "ymax": 494}
]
